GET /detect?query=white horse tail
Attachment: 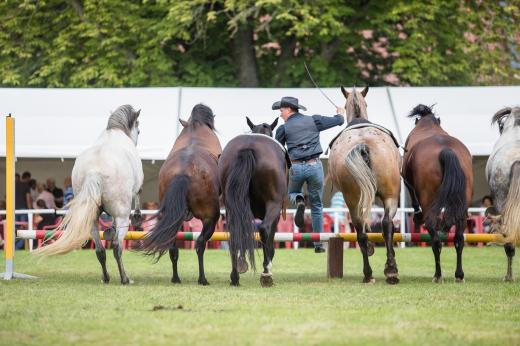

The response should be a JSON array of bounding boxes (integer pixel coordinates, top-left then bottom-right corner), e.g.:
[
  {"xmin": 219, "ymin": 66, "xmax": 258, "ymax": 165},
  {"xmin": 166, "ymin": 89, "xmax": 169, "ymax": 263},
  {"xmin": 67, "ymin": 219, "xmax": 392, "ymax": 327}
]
[
  {"xmin": 502, "ymin": 161, "xmax": 520, "ymax": 245},
  {"xmin": 345, "ymin": 144, "xmax": 376, "ymax": 231},
  {"xmin": 35, "ymin": 174, "xmax": 102, "ymax": 257}
]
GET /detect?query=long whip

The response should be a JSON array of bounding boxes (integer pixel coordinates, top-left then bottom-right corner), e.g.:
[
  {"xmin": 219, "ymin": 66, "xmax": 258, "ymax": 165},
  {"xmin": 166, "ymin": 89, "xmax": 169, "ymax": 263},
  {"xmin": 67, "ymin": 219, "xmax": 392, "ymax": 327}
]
[{"xmin": 303, "ymin": 61, "xmax": 338, "ymax": 108}]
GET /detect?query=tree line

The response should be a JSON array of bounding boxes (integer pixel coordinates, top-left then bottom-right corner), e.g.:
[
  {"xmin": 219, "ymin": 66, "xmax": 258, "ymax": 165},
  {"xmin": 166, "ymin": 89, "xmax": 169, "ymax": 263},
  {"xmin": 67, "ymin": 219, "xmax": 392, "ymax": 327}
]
[{"xmin": 0, "ymin": 0, "xmax": 519, "ymax": 88}]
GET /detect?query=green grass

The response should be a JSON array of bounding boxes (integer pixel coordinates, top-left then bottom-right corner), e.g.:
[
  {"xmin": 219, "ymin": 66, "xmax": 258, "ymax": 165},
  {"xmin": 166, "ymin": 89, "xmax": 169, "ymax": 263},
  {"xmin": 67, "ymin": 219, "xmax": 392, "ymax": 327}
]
[{"xmin": 1, "ymin": 246, "xmax": 520, "ymax": 346}]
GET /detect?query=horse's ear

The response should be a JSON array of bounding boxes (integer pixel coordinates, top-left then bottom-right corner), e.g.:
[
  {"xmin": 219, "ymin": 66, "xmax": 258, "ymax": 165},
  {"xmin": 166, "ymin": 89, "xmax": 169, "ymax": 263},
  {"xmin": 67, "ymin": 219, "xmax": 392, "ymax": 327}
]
[
  {"xmin": 492, "ymin": 107, "xmax": 512, "ymax": 124},
  {"xmin": 136, "ymin": 109, "xmax": 141, "ymax": 118},
  {"xmin": 361, "ymin": 86, "xmax": 369, "ymax": 97},
  {"xmin": 341, "ymin": 85, "xmax": 350, "ymax": 99},
  {"xmin": 246, "ymin": 116, "xmax": 255, "ymax": 130},
  {"xmin": 270, "ymin": 117, "xmax": 279, "ymax": 130},
  {"xmin": 179, "ymin": 118, "xmax": 188, "ymax": 128}
]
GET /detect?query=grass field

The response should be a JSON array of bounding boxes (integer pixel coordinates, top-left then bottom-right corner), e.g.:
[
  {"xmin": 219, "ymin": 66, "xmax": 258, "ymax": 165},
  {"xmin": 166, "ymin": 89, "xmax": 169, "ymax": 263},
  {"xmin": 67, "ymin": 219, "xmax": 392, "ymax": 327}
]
[{"xmin": 1, "ymin": 246, "xmax": 520, "ymax": 346}]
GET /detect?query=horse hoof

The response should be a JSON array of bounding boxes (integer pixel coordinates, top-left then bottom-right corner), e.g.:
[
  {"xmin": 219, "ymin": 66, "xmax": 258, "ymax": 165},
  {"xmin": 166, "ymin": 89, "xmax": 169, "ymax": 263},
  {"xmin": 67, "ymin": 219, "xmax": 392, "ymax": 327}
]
[
  {"xmin": 121, "ymin": 277, "xmax": 132, "ymax": 285},
  {"xmin": 171, "ymin": 277, "xmax": 181, "ymax": 284},
  {"xmin": 432, "ymin": 276, "xmax": 443, "ymax": 283},
  {"xmin": 198, "ymin": 278, "xmax": 210, "ymax": 286},
  {"xmin": 260, "ymin": 275, "xmax": 273, "ymax": 287},
  {"xmin": 230, "ymin": 280, "xmax": 240, "ymax": 287},
  {"xmin": 101, "ymin": 275, "xmax": 110, "ymax": 284},
  {"xmin": 362, "ymin": 277, "xmax": 375, "ymax": 284},
  {"xmin": 237, "ymin": 257, "xmax": 249, "ymax": 274},
  {"xmin": 386, "ymin": 276, "xmax": 399, "ymax": 285},
  {"xmin": 455, "ymin": 277, "xmax": 465, "ymax": 283},
  {"xmin": 367, "ymin": 242, "xmax": 375, "ymax": 257},
  {"xmin": 504, "ymin": 276, "xmax": 514, "ymax": 283}
]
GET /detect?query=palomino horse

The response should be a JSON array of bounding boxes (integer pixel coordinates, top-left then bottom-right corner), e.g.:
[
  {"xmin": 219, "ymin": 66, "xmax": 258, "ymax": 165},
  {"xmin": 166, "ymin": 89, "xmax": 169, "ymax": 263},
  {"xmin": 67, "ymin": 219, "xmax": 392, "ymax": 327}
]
[
  {"xmin": 219, "ymin": 117, "xmax": 288, "ymax": 287},
  {"xmin": 329, "ymin": 86, "xmax": 401, "ymax": 284},
  {"xmin": 36, "ymin": 105, "xmax": 143, "ymax": 285},
  {"xmin": 486, "ymin": 106, "xmax": 520, "ymax": 282},
  {"xmin": 402, "ymin": 104, "xmax": 473, "ymax": 283},
  {"xmin": 141, "ymin": 104, "xmax": 221, "ymax": 285}
]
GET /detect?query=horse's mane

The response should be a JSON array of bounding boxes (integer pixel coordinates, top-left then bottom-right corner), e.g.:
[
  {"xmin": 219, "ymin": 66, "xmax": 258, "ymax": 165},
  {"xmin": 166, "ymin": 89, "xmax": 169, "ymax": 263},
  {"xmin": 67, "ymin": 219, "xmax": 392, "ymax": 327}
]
[
  {"xmin": 107, "ymin": 104, "xmax": 139, "ymax": 136},
  {"xmin": 189, "ymin": 103, "xmax": 215, "ymax": 130},
  {"xmin": 352, "ymin": 92, "xmax": 362, "ymax": 118},
  {"xmin": 407, "ymin": 104, "xmax": 435, "ymax": 118},
  {"xmin": 491, "ymin": 107, "xmax": 512, "ymax": 125}
]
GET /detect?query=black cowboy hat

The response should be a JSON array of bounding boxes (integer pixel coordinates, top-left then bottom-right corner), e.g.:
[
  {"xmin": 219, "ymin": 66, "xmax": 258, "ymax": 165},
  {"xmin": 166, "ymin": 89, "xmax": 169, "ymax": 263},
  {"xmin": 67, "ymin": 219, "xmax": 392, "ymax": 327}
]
[{"xmin": 271, "ymin": 96, "xmax": 307, "ymax": 111}]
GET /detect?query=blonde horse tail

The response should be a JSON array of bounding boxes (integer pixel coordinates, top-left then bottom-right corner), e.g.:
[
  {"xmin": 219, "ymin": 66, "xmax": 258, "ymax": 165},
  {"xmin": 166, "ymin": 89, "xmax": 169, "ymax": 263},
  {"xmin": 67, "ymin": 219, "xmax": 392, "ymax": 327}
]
[
  {"xmin": 345, "ymin": 144, "xmax": 376, "ymax": 231},
  {"xmin": 34, "ymin": 174, "xmax": 102, "ymax": 257},
  {"xmin": 502, "ymin": 161, "xmax": 520, "ymax": 245}
]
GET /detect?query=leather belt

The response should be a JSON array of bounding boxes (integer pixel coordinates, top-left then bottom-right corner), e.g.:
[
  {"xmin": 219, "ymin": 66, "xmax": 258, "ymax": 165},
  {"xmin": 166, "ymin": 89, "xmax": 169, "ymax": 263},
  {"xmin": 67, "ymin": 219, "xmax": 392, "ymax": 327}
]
[{"xmin": 291, "ymin": 157, "xmax": 320, "ymax": 164}]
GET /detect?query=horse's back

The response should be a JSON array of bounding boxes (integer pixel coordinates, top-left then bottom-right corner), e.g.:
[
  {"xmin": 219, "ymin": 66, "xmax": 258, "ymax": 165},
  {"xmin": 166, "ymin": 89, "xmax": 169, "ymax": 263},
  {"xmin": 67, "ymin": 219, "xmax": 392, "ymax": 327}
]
[
  {"xmin": 329, "ymin": 127, "xmax": 400, "ymax": 196},
  {"xmin": 72, "ymin": 130, "xmax": 143, "ymax": 216}
]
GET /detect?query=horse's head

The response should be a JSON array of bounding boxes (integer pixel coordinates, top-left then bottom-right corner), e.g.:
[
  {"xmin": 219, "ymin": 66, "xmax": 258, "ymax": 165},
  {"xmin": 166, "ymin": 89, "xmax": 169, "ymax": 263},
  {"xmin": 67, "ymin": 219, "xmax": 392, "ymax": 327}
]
[
  {"xmin": 407, "ymin": 104, "xmax": 441, "ymax": 127},
  {"xmin": 246, "ymin": 116, "xmax": 278, "ymax": 137},
  {"xmin": 181, "ymin": 103, "xmax": 215, "ymax": 130},
  {"xmin": 341, "ymin": 86, "xmax": 368, "ymax": 123},
  {"xmin": 106, "ymin": 105, "xmax": 141, "ymax": 145},
  {"xmin": 492, "ymin": 107, "xmax": 520, "ymax": 134}
]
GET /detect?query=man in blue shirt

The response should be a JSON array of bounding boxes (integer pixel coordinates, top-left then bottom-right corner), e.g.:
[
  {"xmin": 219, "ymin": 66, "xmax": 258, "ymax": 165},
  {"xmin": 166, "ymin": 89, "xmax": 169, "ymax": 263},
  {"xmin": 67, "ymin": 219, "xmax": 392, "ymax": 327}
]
[{"xmin": 274, "ymin": 96, "xmax": 344, "ymax": 253}]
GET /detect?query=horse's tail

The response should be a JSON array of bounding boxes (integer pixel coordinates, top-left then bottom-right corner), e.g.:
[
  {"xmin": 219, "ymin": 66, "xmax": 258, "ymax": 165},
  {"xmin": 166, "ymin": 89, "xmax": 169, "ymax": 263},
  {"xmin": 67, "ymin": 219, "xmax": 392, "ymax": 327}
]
[
  {"xmin": 425, "ymin": 148, "xmax": 467, "ymax": 231},
  {"xmin": 501, "ymin": 161, "xmax": 520, "ymax": 245},
  {"xmin": 141, "ymin": 175, "xmax": 189, "ymax": 259},
  {"xmin": 345, "ymin": 144, "xmax": 376, "ymax": 231},
  {"xmin": 34, "ymin": 174, "xmax": 102, "ymax": 257},
  {"xmin": 225, "ymin": 148, "xmax": 256, "ymax": 271}
]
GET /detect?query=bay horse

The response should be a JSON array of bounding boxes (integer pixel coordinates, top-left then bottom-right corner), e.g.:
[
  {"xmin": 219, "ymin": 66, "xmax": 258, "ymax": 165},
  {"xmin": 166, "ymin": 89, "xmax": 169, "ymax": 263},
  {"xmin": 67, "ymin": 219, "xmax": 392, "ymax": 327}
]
[
  {"xmin": 141, "ymin": 104, "xmax": 222, "ymax": 285},
  {"xmin": 329, "ymin": 86, "xmax": 401, "ymax": 284},
  {"xmin": 486, "ymin": 106, "xmax": 520, "ymax": 282},
  {"xmin": 219, "ymin": 116, "xmax": 288, "ymax": 287},
  {"xmin": 35, "ymin": 105, "xmax": 143, "ymax": 285},
  {"xmin": 402, "ymin": 104, "xmax": 473, "ymax": 283}
]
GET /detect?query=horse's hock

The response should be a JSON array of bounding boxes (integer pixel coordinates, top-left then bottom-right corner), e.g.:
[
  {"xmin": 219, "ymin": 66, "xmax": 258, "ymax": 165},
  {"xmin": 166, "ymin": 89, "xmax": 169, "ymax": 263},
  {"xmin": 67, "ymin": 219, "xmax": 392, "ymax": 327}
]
[{"xmin": 327, "ymin": 236, "xmax": 344, "ymax": 279}]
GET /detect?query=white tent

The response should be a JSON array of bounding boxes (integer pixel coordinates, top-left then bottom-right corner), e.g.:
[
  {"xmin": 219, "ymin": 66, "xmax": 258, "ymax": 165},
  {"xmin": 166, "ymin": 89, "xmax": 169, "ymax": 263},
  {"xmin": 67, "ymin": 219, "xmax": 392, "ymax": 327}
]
[
  {"xmin": 2, "ymin": 86, "xmax": 517, "ymax": 159},
  {"xmin": 1, "ymin": 86, "xmax": 518, "ymax": 204}
]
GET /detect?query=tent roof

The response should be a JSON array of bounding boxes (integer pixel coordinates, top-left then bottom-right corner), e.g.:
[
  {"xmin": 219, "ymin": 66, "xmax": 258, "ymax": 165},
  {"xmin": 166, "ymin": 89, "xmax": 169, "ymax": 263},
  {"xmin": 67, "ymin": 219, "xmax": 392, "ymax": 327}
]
[{"xmin": 1, "ymin": 86, "xmax": 518, "ymax": 159}]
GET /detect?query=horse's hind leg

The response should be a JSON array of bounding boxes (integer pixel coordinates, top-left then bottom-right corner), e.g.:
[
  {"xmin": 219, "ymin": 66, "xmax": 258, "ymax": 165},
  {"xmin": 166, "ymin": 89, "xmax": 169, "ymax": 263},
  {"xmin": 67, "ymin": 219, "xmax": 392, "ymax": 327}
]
[
  {"xmin": 259, "ymin": 204, "xmax": 280, "ymax": 287},
  {"xmin": 113, "ymin": 216, "xmax": 132, "ymax": 285},
  {"xmin": 196, "ymin": 216, "xmax": 218, "ymax": 286},
  {"xmin": 504, "ymin": 243, "xmax": 515, "ymax": 282},
  {"xmin": 454, "ymin": 223, "xmax": 465, "ymax": 282},
  {"xmin": 426, "ymin": 226, "xmax": 443, "ymax": 283},
  {"xmin": 230, "ymin": 249, "xmax": 240, "ymax": 286},
  {"xmin": 382, "ymin": 199, "xmax": 399, "ymax": 284},
  {"xmin": 169, "ymin": 244, "xmax": 181, "ymax": 284},
  {"xmin": 91, "ymin": 225, "xmax": 109, "ymax": 283},
  {"xmin": 352, "ymin": 216, "xmax": 374, "ymax": 283}
]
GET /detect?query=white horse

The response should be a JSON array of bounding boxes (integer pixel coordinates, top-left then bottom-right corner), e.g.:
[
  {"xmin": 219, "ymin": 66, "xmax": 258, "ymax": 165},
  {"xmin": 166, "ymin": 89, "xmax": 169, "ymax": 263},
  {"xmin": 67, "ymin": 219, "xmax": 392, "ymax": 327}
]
[
  {"xmin": 35, "ymin": 105, "xmax": 143, "ymax": 285},
  {"xmin": 486, "ymin": 106, "xmax": 520, "ymax": 282}
]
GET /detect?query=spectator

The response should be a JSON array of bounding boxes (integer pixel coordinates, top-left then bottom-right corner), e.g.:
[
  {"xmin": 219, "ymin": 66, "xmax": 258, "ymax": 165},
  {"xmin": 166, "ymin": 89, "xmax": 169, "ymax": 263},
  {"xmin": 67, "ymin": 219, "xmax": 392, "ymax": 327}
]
[
  {"xmin": 28, "ymin": 179, "xmax": 39, "ymax": 203},
  {"xmin": 46, "ymin": 178, "xmax": 64, "ymax": 208},
  {"xmin": 15, "ymin": 171, "xmax": 32, "ymax": 221},
  {"xmin": 63, "ymin": 176, "xmax": 74, "ymax": 206},
  {"xmin": 33, "ymin": 199, "xmax": 57, "ymax": 249},
  {"xmin": 15, "ymin": 173, "xmax": 20, "ymax": 182},
  {"xmin": 0, "ymin": 199, "xmax": 5, "ymax": 248},
  {"xmin": 330, "ymin": 191, "xmax": 347, "ymax": 233},
  {"xmin": 481, "ymin": 195, "xmax": 494, "ymax": 233},
  {"xmin": 33, "ymin": 183, "xmax": 56, "ymax": 210},
  {"xmin": 140, "ymin": 201, "xmax": 159, "ymax": 232}
]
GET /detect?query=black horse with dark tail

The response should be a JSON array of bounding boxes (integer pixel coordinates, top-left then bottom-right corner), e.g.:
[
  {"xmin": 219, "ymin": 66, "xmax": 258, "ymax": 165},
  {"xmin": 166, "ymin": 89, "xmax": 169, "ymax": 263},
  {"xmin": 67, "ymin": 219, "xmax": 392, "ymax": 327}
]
[{"xmin": 219, "ymin": 117, "xmax": 288, "ymax": 287}]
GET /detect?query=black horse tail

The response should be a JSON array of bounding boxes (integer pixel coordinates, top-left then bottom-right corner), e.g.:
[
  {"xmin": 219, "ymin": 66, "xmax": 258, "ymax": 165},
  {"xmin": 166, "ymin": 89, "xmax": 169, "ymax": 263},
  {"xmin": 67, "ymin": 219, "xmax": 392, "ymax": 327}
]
[
  {"xmin": 225, "ymin": 148, "xmax": 256, "ymax": 271},
  {"xmin": 425, "ymin": 148, "xmax": 467, "ymax": 231},
  {"xmin": 141, "ymin": 175, "xmax": 189, "ymax": 259}
]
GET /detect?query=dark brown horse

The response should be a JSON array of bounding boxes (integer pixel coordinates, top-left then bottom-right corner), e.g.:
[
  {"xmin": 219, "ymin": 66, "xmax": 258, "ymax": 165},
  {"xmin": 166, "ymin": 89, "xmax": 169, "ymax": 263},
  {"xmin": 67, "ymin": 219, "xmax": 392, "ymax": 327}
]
[
  {"xmin": 219, "ymin": 117, "xmax": 288, "ymax": 287},
  {"xmin": 402, "ymin": 104, "xmax": 473, "ymax": 283},
  {"xmin": 142, "ymin": 104, "xmax": 222, "ymax": 285}
]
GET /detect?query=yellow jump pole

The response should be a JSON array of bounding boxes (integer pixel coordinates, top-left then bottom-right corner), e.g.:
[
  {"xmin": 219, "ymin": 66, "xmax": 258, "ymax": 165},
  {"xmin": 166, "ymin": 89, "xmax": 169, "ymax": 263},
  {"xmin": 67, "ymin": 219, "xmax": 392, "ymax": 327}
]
[{"xmin": 1, "ymin": 114, "xmax": 36, "ymax": 280}]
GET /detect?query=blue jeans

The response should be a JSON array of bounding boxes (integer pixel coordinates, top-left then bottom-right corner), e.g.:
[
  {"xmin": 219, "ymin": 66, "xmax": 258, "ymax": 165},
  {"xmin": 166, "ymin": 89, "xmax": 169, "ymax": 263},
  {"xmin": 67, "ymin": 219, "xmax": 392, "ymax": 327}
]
[{"xmin": 288, "ymin": 160, "xmax": 324, "ymax": 248}]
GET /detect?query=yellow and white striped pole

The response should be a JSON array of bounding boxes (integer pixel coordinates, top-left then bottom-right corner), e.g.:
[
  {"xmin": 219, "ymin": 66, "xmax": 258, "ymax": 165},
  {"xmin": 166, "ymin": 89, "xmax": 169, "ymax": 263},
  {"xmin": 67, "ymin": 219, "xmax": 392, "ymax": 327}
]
[
  {"xmin": 2, "ymin": 115, "xmax": 15, "ymax": 279},
  {"xmin": 2, "ymin": 114, "xmax": 36, "ymax": 280}
]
